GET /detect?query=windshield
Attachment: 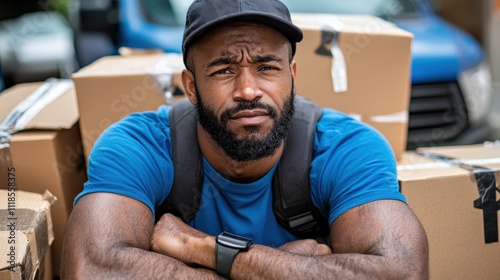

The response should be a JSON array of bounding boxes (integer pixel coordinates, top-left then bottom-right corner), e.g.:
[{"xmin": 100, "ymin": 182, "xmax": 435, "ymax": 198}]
[
  {"xmin": 281, "ymin": 0, "xmax": 419, "ymax": 18},
  {"xmin": 140, "ymin": 0, "xmax": 420, "ymax": 27},
  {"xmin": 140, "ymin": 0, "xmax": 191, "ymax": 26}
]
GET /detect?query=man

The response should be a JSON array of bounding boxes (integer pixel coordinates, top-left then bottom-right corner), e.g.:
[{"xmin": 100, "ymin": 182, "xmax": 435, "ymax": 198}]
[{"xmin": 61, "ymin": 0, "xmax": 429, "ymax": 279}]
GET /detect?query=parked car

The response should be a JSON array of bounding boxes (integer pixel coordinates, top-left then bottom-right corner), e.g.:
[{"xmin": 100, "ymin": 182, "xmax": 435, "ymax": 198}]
[
  {"xmin": 0, "ymin": 65, "xmax": 4, "ymax": 92},
  {"xmin": 0, "ymin": 11, "xmax": 77, "ymax": 86},
  {"xmin": 281, "ymin": 0, "xmax": 493, "ymax": 150},
  {"xmin": 106, "ymin": 0, "xmax": 493, "ymax": 150}
]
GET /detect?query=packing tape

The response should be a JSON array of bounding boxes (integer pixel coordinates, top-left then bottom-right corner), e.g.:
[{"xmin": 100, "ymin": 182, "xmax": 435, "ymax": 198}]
[
  {"xmin": 398, "ymin": 157, "xmax": 500, "ymax": 171},
  {"xmin": 313, "ymin": 22, "xmax": 347, "ymax": 93},
  {"xmin": 0, "ymin": 79, "xmax": 73, "ymax": 134},
  {"xmin": 0, "ymin": 133, "xmax": 14, "ymax": 190},
  {"xmin": 150, "ymin": 54, "xmax": 185, "ymax": 104},
  {"xmin": 0, "ymin": 79, "xmax": 73, "ymax": 187},
  {"xmin": 330, "ymin": 30, "xmax": 348, "ymax": 93},
  {"xmin": 417, "ymin": 151, "xmax": 500, "ymax": 243},
  {"xmin": 471, "ymin": 169, "xmax": 499, "ymax": 243}
]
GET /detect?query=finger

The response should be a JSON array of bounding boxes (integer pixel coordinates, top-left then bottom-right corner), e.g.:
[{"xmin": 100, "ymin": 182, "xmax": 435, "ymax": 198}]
[{"xmin": 315, "ymin": 244, "xmax": 332, "ymax": 255}]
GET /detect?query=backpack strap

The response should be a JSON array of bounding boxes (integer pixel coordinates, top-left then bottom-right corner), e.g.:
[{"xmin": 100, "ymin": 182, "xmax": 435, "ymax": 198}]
[
  {"xmin": 156, "ymin": 97, "xmax": 330, "ymax": 240},
  {"xmin": 272, "ymin": 96, "xmax": 330, "ymax": 239},
  {"xmin": 155, "ymin": 99, "xmax": 202, "ymax": 223}
]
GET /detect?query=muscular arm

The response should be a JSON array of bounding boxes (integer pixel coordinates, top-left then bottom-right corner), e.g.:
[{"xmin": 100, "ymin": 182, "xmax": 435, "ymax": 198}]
[
  {"xmin": 152, "ymin": 200, "xmax": 429, "ymax": 279},
  {"xmin": 60, "ymin": 193, "xmax": 223, "ymax": 279}
]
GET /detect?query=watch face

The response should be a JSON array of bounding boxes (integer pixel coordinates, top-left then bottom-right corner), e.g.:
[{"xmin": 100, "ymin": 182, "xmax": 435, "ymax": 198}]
[{"xmin": 217, "ymin": 231, "xmax": 253, "ymax": 249}]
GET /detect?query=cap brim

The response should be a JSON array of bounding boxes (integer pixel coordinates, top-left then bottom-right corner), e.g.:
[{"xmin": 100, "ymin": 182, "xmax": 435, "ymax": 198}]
[{"xmin": 183, "ymin": 12, "xmax": 303, "ymax": 54}]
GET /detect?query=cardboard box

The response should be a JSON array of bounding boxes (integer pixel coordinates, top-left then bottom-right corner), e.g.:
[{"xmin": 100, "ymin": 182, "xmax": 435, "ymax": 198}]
[
  {"xmin": 0, "ymin": 81, "xmax": 87, "ymax": 276},
  {"xmin": 292, "ymin": 14, "xmax": 413, "ymax": 159},
  {"xmin": 398, "ymin": 144, "xmax": 500, "ymax": 279},
  {"xmin": 72, "ymin": 53, "xmax": 186, "ymax": 162},
  {"xmin": 0, "ymin": 190, "xmax": 55, "ymax": 280}
]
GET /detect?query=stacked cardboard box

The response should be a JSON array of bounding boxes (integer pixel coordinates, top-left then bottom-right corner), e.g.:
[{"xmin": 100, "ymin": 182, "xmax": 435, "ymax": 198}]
[
  {"xmin": 0, "ymin": 81, "xmax": 87, "ymax": 276},
  {"xmin": 72, "ymin": 52, "xmax": 186, "ymax": 163},
  {"xmin": 292, "ymin": 14, "xmax": 413, "ymax": 159},
  {"xmin": 398, "ymin": 144, "xmax": 500, "ymax": 279},
  {"xmin": 0, "ymin": 190, "xmax": 55, "ymax": 280}
]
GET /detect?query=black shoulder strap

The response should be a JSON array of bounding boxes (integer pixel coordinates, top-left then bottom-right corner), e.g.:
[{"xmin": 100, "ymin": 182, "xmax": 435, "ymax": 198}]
[
  {"xmin": 272, "ymin": 96, "xmax": 329, "ymax": 239},
  {"xmin": 155, "ymin": 99, "xmax": 202, "ymax": 223},
  {"xmin": 156, "ymin": 97, "xmax": 329, "ymax": 240}
]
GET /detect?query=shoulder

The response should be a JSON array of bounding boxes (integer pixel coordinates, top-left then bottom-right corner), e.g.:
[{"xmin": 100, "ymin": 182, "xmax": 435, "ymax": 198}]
[
  {"xmin": 109, "ymin": 105, "xmax": 172, "ymax": 137},
  {"xmin": 310, "ymin": 108, "xmax": 403, "ymax": 223},
  {"xmin": 93, "ymin": 105, "xmax": 173, "ymax": 150},
  {"xmin": 81, "ymin": 105, "xmax": 175, "ymax": 213},
  {"xmin": 89, "ymin": 104, "xmax": 175, "ymax": 172}
]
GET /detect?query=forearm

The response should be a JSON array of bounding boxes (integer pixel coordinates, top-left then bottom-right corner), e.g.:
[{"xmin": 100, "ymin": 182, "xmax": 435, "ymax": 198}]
[
  {"xmin": 162, "ymin": 235, "xmax": 423, "ymax": 280},
  {"xmin": 152, "ymin": 202, "xmax": 428, "ymax": 280},
  {"xmin": 231, "ymin": 245, "xmax": 423, "ymax": 280},
  {"xmin": 61, "ymin": 194, "xmax": 224, "ymax": 279},
  {"xmin": 182, "ymin": 240, "xmax": 423, "ymax": 280},
  {"xmin": 62, "ymin": 243, "xmax": 223, "ymax": 279}
]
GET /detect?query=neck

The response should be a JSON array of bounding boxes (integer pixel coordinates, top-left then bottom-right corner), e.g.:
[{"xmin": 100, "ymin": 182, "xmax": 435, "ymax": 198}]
[{"xmin": 197, "ymin": 124, "xmax": 283, "ymax": 183}]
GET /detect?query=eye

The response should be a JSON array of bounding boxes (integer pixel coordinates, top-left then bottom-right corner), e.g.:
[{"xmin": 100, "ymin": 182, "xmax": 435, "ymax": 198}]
[
  {"xmin": 212, "ymin": 68, "xmax": 233, "ymax": 76},
  {"xmin": 259, "ymin": 65, "xmax": 279, "ymax": 72}
]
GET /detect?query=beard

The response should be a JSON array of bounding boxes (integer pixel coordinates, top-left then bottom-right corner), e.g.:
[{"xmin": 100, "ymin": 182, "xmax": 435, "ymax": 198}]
[{"xmin": 195, "ymin": 81, "xmax": 295, "ymax": 162}]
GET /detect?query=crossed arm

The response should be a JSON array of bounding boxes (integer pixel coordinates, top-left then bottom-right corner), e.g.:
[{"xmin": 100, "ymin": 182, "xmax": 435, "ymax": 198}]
[{"xmin": 61, "ymin": 192, "xmax": 429, "ymax": 279}]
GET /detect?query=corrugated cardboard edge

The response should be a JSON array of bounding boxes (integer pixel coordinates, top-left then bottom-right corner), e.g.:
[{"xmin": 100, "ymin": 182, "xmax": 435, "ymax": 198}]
[{"xmin": 0, "ymin": 190, "xmax": 56, "ymax": 280}]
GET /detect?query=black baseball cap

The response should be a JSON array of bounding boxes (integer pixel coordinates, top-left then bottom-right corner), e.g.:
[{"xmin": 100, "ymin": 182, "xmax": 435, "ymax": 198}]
[{"xmin": 182, "ymin": 0, "xmax": 303, "ymax": 64}]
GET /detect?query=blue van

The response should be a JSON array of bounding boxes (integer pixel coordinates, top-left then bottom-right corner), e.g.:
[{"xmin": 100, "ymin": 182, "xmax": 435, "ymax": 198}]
[
  {"xmin": 117, "ymin": 0, "xmax": 492, "ymax": 149},
  {"xmin": 0, "ymin": 67, "xmax": 4, "ymax": 92}
]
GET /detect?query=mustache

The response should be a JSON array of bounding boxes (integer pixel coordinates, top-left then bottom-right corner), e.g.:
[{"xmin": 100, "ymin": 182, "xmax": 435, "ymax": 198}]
[{"xmin": 220, "ymin": 100, "xmax": 278, "ymax": 123}]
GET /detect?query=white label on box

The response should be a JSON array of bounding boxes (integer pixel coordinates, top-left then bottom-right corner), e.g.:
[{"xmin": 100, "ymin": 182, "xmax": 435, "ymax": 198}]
[
  {"xmin": 331, "ymin": 41, "xmax": 348, "ymax": 93},
  {"xmin": 370, "ymin": 110, "xmax": 408, "ymax": 123},
  {"xmin": 397, "ymin": 161, "xmax": 454, "ymax": 171},
  {"xmin": 348, "ymin": 113, "xmax": 362, "ymax": 121}
]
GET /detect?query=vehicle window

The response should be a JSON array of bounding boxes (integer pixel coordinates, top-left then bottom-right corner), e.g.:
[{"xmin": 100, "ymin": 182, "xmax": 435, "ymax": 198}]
[
  {"xmin": 139, "ymin": 0, "xmax": 419, "ymax": 27},
  {"xmin": 140, "ymin": 0, "xmax": 191, "ymax": 26},
  {"xmin": 281, "ymin": 0, "xmax": 419, "ymax": 19}
]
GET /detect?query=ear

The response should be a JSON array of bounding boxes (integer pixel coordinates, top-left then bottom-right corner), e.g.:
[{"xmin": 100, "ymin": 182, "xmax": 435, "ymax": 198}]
[
  {"xmin": 181, "ymin": 69, "xmax": 198, "ymax": 105},
  {"xmin": 290, "ymin": 60, "xmax": 297, "ymax": 91}
]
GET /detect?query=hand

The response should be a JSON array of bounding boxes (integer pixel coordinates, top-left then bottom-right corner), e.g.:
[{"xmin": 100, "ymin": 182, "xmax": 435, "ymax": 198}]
[
  {"xmin": 151, "ymin": 213, "xmax": 215, "ymax": 268},
  {"xmin": 278, "ymin": 239, "xmax": 331, "ymax": 256}
]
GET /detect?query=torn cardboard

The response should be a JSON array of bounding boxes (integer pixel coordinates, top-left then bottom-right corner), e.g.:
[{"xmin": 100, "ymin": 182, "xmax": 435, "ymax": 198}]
[
  {"xmin": 0, "ymin": 81, "xmax": 87, "ymax": 276},
  {"xmin": 0, "ymin": 190, "xmax": 55, "ymax": 280},
  {"xmin": 292, "ymin": 14, "xmax": 413, "ymax": 159}
]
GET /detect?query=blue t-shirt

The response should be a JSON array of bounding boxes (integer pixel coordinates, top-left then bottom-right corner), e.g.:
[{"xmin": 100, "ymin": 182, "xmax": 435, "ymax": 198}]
[{"xmin": 75, "ymin": 105, "xmax": 406, "ymax": 246}]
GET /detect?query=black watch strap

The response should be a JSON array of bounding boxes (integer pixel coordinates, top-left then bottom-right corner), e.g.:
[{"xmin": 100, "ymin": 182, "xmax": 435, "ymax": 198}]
[{"xmin": 216, "ymin": 243, "xmax": 240, "ymax": 279}]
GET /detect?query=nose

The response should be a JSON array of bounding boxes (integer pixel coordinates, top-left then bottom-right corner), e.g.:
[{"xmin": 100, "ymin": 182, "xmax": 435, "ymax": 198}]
[{"xmin": 233, "ymin": 69, "xmax": 263, "ymax": 102}]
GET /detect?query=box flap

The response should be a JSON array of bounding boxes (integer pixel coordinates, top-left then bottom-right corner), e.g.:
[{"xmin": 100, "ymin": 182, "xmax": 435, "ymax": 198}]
[
  {"xmin": 0, "ymin": 81, "xmax": 78, "ymax": 131},
  {"xmin": 398, "ymin": 145, "xmax": 500, "ymax": 181},
  {"xmin": 72, "ymin": 53, "xmax": 185, "ymax": 78},
  {"xmin": 417, "ymin": 144, "xmax": 500, "ymax": 161},
  {"xmin": 291, "ymin": 13, "xmax": 413, "ymax": 38}
]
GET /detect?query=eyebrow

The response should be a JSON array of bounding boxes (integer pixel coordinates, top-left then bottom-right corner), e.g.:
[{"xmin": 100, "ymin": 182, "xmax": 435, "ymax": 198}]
[
  {"xmin": 253, "ymin": 55, "xmax": 283, "ymax": 63},
  {"xmin": 206, "ymin": 57, "xmax": 235, "ymax": 70},
  {"xmin": 205, "ymin": 54, "xmax": 284, "ymax": 70}
]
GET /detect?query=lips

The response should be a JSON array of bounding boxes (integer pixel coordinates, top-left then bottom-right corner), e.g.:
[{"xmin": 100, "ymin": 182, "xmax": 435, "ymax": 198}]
[
  {"xmin": 231, "ymin": 109, "xmax": 268, "ymax": 119},
  {"xmin": 230, "ymin": 109, "xmax": 269, "ymax": 125}
]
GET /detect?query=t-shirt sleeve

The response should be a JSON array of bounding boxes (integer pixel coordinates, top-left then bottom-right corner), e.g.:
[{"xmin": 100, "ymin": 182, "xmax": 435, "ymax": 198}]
[
  {"xmin": 74, "ymin": 106, "xmax": 174, "ymax": 215},
  {"xmin": 310, "ymin": 109, "xmax": 406, "ymax": 226}
]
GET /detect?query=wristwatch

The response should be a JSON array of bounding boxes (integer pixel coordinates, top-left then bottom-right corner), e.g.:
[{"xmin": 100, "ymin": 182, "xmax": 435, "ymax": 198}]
[{"xmin": 216, "ymin": 231, "xmax": 253, "ymax": 278}]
